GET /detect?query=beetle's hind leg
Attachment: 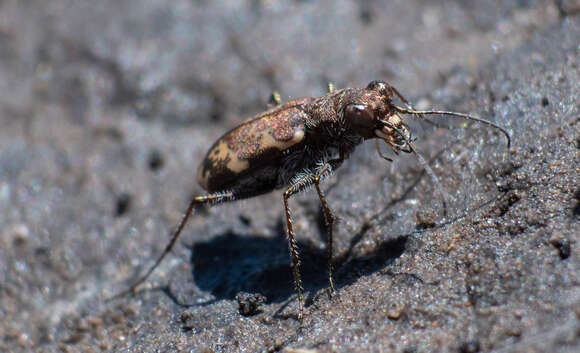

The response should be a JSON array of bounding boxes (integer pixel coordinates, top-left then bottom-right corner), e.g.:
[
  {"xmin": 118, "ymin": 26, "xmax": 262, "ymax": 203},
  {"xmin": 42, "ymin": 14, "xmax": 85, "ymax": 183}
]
[
  {"xmin": 314, "ymin": 163, "xmax": 336, "ymax": 295},
  {"xmin": 283, "ymin": 173, "xmax": 317, "ymax": 321},
  {"xmin": 114, "ymin": 191, "xmax": 235, "ymax": 299}
]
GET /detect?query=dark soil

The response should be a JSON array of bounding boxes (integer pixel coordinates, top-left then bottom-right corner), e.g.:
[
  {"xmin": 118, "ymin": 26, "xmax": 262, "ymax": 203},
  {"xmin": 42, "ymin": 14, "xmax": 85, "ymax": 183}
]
[{"xmin": 1, "ymin": 1, "xmax": 578, "ymax": 352}]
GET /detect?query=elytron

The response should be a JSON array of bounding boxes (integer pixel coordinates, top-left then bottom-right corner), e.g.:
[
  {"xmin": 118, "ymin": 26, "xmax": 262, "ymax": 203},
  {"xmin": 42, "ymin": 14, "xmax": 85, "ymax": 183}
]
[{"xmin": 120, "ymin": 80, "xmax": 510, "ymax": 320}]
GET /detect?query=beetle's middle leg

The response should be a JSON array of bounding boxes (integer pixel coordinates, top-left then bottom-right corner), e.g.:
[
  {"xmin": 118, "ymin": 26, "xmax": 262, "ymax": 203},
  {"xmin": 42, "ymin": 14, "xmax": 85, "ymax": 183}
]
[
  {"xmin": 283, "ymin": 173, "xmax": 316, "ymax": 321},
  {"xmin": 314, "ymin": 162, "xmax": 336, "ymax": 295}
]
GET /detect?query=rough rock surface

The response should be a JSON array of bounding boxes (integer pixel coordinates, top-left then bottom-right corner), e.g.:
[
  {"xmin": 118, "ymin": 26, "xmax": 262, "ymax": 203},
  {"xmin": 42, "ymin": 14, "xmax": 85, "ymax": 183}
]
[{"xmin": 1, "ymin": 1, "xmax": 578, "ymax": 352}]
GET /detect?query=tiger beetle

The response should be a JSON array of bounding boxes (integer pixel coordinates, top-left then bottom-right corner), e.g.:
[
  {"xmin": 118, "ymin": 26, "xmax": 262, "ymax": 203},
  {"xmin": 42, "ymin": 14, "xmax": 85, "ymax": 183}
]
[{"xmin": 120, "ymin": 80, "xmax": 510, "ymax": 321}]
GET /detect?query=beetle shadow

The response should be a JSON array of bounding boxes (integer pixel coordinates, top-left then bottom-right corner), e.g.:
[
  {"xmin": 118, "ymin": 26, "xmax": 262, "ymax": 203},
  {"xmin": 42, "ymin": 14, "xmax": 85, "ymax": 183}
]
[
  {"xmin": 190, "ymin": 228, "xmax": 294, "ymax": 303},
  {"xmin": 188, "ymin": 219, "xmax": 410, "ymax": 307}
]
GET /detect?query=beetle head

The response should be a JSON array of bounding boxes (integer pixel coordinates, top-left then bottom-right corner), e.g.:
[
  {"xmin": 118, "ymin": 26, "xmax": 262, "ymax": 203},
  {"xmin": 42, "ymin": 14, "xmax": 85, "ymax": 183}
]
[{"xmin": 343, "ymin": 80, "xmax": 412, "ymax": 153}]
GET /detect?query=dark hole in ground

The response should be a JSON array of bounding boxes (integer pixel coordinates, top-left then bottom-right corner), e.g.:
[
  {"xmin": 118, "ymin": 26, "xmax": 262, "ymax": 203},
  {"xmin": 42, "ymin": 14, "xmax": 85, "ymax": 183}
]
[
  {"xmin": 541, "ymin": 96, "xmax": 549, "ymax": 106},
  {"xmin": 115, "ymin": 193, "xmax": 131, "ymax": 217},
  {"xmin": 573, "ymin": 189, "xmax": 580, "ymax": 219},
  {"xmin": 459, "ymin": 340, "xmax": 481, "ymax": 353},
  {"xmin": 148, "ymin": 149, "xmax": 164, "ymax": 171},
  {"xmin": 238, "ymin": 214, "xmax": 251, "ymax": 226}
]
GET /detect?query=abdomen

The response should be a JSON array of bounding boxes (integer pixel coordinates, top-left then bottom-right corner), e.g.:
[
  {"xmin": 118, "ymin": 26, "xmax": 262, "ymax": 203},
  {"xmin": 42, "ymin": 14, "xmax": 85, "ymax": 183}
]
[{"xmin": 197, "ymin": 100, "xmax": 310, "ymax": 194}]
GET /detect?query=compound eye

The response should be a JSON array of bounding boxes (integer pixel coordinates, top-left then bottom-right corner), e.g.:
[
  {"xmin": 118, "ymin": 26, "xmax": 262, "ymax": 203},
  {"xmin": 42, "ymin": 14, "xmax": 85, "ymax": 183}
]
[
  {"xmin": 344, "ymin": 104, "xmax": 376, "ymax": 134},
  {"xmin": 345, "ymin": 104, "xmax": 373, "ymax": 121}
]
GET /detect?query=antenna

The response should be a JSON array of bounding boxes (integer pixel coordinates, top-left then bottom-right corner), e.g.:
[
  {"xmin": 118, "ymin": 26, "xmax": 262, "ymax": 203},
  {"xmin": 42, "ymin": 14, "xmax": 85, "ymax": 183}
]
[{"xmin": 394, "ymin": 106, "xmax": 511, "ymax": 149}]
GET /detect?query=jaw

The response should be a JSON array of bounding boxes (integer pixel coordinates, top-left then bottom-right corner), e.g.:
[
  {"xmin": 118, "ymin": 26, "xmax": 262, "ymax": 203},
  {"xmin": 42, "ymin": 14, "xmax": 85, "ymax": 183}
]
[
  {"xmin": 374, "ymin": 113, "xmax": 411, "ymax": 153},
  {"xmin": 375, "ymin": 130, "xmax": 403, "ymax": 153}
]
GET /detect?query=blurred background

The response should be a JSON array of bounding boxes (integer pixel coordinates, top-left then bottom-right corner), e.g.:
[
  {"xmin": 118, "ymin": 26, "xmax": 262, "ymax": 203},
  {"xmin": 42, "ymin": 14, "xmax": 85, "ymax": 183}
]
[{"xmin": 1, "ymin": 1, "xmax": 578, "ymax": 352}]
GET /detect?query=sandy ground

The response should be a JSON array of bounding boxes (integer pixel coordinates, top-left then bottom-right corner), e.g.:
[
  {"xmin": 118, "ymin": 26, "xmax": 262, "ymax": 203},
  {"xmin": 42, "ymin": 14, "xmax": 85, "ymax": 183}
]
[{"xmin": 0, "ymin": 1, "xmax": 579, "ymax": 352}]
